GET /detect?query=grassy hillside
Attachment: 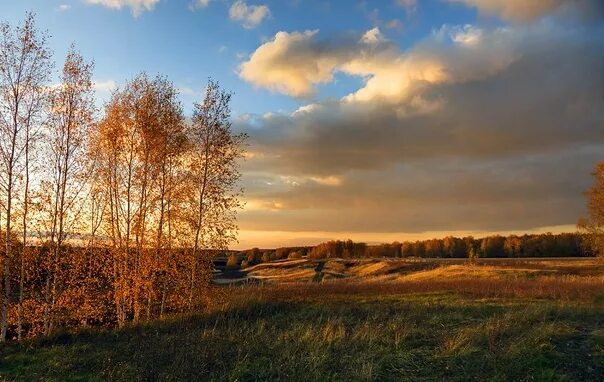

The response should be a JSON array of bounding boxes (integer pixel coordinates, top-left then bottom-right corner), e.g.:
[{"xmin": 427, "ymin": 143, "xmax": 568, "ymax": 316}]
[
  {"xmin": 216, "ymin": 257, "xmax": 603, "ymax": 284},
  {"xmin": 2, "ymin": 261, "xmax": 603, "ymax": 381}
]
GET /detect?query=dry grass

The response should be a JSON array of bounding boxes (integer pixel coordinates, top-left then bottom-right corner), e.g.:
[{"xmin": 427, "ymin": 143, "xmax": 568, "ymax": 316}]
[
  {"xmin": 398, "ymin": 264, "xmax": 547, "ymax": 281},
  {"xmin": 224, "ymin": 272, "xmax": 604, "ymax": 305},
  {"xmin": 2, "ymin": 258, "xmax": 603, "ymax": 381},
  {"xmin": 218, "ymin": 257, "xmax": 604, "ymax": 285}
]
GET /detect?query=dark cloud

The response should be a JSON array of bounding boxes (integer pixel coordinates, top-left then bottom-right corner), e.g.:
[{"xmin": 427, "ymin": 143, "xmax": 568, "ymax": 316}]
[{"xmin": 239, "ymin": 147, "xmax": 599, "ymax": 232}]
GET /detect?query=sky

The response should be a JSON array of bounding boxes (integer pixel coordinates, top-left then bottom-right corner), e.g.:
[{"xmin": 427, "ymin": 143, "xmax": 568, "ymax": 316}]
[{"xmin": 1, "ymin": 0, "xmax": 603, "ymax": 249}]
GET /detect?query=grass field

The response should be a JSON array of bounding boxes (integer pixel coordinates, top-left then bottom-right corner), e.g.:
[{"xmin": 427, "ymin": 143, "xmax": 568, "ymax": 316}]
[{"xmin": 1, "ymin": 259, "xmax": 603, "ymax": 381}]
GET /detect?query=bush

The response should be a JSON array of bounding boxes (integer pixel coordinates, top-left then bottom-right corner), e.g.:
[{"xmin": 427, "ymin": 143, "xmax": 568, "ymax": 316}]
[
  {"xmin": 288, "ymin": 251, "xmax": 302, "ymax": 260},
  {"xmin": 275, "ymin": 248, "xmax": 289, "ymax": 260},
  {"xmin": 261, "ymin": 252, "xmax": 273, "ymax": 263},
  {"xmin": 226, "ymin": 253, "xmax": 240, "ymax": 270},
  {"xmin": 246, "ymin": 248, "xmax": 261, "ymax": 265}
]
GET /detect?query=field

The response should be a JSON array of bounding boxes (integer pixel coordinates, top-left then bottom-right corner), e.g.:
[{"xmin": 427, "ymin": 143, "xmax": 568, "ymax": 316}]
[{"xmin": 1, "ymin": 258, "xmax": 603, "ymax": 381}]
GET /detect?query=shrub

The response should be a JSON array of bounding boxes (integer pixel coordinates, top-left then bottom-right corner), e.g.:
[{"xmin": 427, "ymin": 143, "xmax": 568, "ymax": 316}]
[
  {"xmin": 275, "ymin": 247, "xmax": 289, "ymax": 260},
  {"xmin": 246, "ymin": 248, "xmax": 261, "ymax": 265},
  {"xmin": 261, "ymin": 252, "xmax": 272, "ymax": 263},
  {"xmin": 226, "ymin": 253, "xmax": 240, "ymax": 270},
  {"xmin": 288, "ymin": 251, "xmax": 302, "ymax": 260}
]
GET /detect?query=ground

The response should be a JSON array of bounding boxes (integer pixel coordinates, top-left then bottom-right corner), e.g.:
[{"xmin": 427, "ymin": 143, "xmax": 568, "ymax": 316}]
[{"xmin": 1, "ymin": 258, "xmax": 603, "ymax": 381}]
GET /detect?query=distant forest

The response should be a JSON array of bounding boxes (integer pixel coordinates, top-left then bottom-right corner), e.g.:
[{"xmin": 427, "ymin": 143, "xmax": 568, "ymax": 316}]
[{"xmin": 231, "ymin": 232, "xmax": 589, "ymax": 268}]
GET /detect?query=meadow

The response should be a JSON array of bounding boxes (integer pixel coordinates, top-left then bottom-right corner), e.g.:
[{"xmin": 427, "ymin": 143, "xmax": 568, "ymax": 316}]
[
  {"xmin": 1, "ymin": 258, "xmax": 603, "ymax": 381},
  {"xmin": 1, "ymin": 6, "xmax": 604, "ymax": 382}
]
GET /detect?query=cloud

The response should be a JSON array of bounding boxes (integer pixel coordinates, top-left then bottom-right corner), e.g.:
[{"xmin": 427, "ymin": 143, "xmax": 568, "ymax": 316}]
[
  {"xmin": 385, "ymin": 19, "xmax": 404, "ymax": 31},
  {"xmin": 93, "ymin": 80, "xmax": 117, "ymax": 92},
  {"xmin": 239, "ymin": 147, "xmax": 603, "ymax": 233},
  {"xmin": 193, "ymin": 0, "xmax": 211, "ymax": 8},
  {"xmin": 446, "ymin": 24, "xmax": 483, "ymax": 45},
  {"xmin": 310, "ymin": 175, "xmax": 343, "ymax": 186},
  {"xmin": 396, "ymin": 0, "xmax": 417, "ymax": 14},
  {"xmin": 58, "ymin": 4, "xmax": 72, "ymax": 11},
  {"xmin": 239, "ymin": 30, "xmax": 337, "ymax": 97},
  {"xmin": 177, "ymin": 85, "xmax": 197, "ymax": 97},
  {"xmin": 236, "ymin": 20, "xmax": 604, "ymax": 234},
  {"xmin": 239, "ymin": 25, "xmax": 518, "ymax": 100},
  {"xmin": 449, "ymin": 0, "xmax": 604, "ymax": 22},
  {"xmin": 84, "ymin": 0, "xmax": 159, "ymax": 16},
  {"xmin": 241, "ymin": 23, "xmax": 604, "ymax": 172},
  {"xmin": 360, "ymin": 27, "xmax": 385, "ymax": 44},
  {"xmin": 239, "ymin": 29, "xmax": 401, "ymax": 98},
  {"xmin": 229, "ymin": 0, "xmax": 270, "ymax": 29}
]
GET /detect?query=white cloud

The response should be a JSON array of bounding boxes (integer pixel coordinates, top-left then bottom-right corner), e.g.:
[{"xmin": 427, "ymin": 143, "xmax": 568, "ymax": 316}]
[
  {"xmin": 93, "ymin": 80, "xmax": 117, "ymax": 92},
  {"xmin": 58, "ymin": 4, "xmax": 72, "ymax": 11},
  {"xmin": 446, "ymin": 24, "xmax": 483, "ymax": 46},
  {"xmin": 360, "ymin": 27, "xmax": 385, "ymax": 44},
  {"xmin": 84, "ymin": 0, "xmax": 160, "ymax": 16},
  {"xmin": 177, "ymin": 86, "xmax": 197, "ymax": 97},
  {"xmin": 239, "ymin": 26, "xmax": 518, "ymax": 101},
  {"xmin": 310, "ymin": 176, "xmax": 342, "ymax": 186},
  {"xmin": 239, "ymin": 30, "xmax": 336, "ymax": 97},
  {"xmin": 194, "ymin": 0, "xmax": 211, "ymax": 8},
  {"xmin": 229, "ymin": 0, "xmax": 270, "ymax": 29}
]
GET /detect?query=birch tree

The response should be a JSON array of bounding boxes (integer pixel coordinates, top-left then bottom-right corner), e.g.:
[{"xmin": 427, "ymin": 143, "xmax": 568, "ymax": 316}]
[
  {"xmin": 95, "ymin": 74, "xmax": 185, "ymax": 326},
  {"xmin": 43, "ymin": 46, "xmax": 95, "ymax": 334},
  {"xmin": 186, "ymin": 80, "xmax": 246, "ymax": 310},
  {"xmin": 0, "ymin": 12, "xmax": 52, "ymax": 342}
]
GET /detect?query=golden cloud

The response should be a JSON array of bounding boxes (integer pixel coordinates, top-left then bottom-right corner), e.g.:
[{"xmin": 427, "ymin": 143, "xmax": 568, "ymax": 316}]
[{"xmin": 449, "ymin": 0, "xmax": 603, "ymax": 22}]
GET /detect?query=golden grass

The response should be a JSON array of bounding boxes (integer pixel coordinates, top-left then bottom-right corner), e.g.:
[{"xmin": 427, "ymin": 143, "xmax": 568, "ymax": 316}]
[
  {"xmin": 398, "ymin": 264, "xmax": 546, "ymax": 281},
  {"xmin": 224, "ymin": 272, "xmax": 604, "ymax": 304},
  {"xmin": 252, "ymin": 269, "xmax": 317, "ymax": 281},
  {"xmin": 221, "ymin": 258, "xmax": 604, "ymax": 286},
  {"xmin": 242, "ymin": 258, "xmax": 309, "ymax": 272},
  {"xmin": 349, "ymin": 261, "xmax": 390, "ymax": 276}
]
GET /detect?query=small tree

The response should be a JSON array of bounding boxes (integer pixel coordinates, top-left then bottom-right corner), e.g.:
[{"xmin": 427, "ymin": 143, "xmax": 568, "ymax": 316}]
[
  {"xmin": 225, "ymin": 253, "xmax": 240, "ymax": 270},
  {"xmin": 261, "ymin": 251, "xmax": 272, "ymax": 263},
  {"xmin": 275, "ymin": 247, "xmax": 288, "ymax": 260},
  {"xmin": 578, "ymin": 162, "xmax": 604, "ymax": 259},
  {"xmin": 467, "ymin": 245, "xmax": 478, "ymax": 266},
  {"xmin": 288, "ymin": 251, "xmax": 302, "ymax": 260},
  {"xmin": 246, "ymin": 248, "xmax": 261, "ymax": 264}
]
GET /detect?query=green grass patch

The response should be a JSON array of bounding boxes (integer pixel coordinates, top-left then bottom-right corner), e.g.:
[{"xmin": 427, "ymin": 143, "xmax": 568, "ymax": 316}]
[{"xmin": 1, "ymin": 293, "xmax": 603, "ymax": 381}]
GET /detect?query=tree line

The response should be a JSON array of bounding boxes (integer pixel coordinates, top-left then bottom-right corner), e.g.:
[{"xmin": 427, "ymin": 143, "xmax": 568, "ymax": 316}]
[
  {"xmin": 0, "ymin": 14, "xmax": 245, "ymax": 341},
  {"xmin": 228, "ymin": 232, "xmax": 589, "ymax": 269}
]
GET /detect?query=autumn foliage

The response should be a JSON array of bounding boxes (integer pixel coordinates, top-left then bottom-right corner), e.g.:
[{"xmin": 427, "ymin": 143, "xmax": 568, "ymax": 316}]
[
  {"xmin": 0, "ymin": 14, "xmax": 245, "ymax": 341},
  {"xmin": 578, "ymin": 162, "xmax": 604, "ymax": 258}
]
